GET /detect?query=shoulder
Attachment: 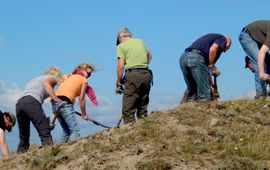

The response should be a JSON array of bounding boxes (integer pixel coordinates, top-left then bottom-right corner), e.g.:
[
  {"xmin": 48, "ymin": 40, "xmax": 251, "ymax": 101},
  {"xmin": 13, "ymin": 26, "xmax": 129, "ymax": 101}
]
[
  {"xmin": 35, "ymin": 74, "xmax": 56, "ymax": 82},
  {"xmin": 132, "ymin": 38, "xmax": 144, "ymax": 44},
  {"xmin": 123, "ymin": 38, "xmax": 144, "ymax": 45},
  {"xmin": 71, "ymin": 74, "xmax": 87, "ymax": 83},
  {"xmin": 212, "ymin": 34, "xmax": 226, "ymax": 42},
  {"xmin": 45, "ymin": 74, "xmax": 58, "ymax": 82},
  {"xmin": 203, "ymin": 33, "xmax": 225, "ymax": 39},
  {"xmin": 203, "ymin": 33, "xmax": 226, "ymax": 43},
  {"xmin": 249, "ymin": 20, "xmax": 270, "ymax": 26}
]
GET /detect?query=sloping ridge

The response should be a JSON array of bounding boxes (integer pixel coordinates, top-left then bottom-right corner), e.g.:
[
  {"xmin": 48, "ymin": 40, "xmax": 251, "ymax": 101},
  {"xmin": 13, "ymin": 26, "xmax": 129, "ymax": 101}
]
[{"xmin": 1, "ymin": 99, "xmax": 270, "ymax": 170}]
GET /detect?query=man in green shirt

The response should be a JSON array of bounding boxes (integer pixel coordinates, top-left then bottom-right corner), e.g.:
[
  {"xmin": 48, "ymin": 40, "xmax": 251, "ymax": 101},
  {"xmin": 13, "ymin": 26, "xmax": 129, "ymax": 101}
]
[{"xmin": 116, "ymin": 28, "xmax": 152, "ymax": 124}]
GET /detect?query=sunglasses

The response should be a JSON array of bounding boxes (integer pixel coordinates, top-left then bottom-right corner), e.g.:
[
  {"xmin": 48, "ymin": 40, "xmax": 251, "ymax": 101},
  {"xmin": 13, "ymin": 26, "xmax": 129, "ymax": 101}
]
[{"xmin": 86, "ymin": 72, "xmax": 92, "ymax": 78}]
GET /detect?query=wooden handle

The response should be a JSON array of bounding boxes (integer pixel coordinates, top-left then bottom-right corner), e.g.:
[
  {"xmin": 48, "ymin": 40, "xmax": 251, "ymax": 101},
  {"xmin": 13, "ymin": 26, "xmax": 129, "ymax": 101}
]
[{"xmin": 51, "ymin": 110, "xmax": 60, "ymax": 125}]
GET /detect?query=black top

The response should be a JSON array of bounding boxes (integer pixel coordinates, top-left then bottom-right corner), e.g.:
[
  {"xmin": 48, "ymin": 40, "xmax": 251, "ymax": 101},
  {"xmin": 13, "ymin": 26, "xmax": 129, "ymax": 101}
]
[{"xmin": 0, "ymin": 111, "xmax": 5, "ymax": 131}]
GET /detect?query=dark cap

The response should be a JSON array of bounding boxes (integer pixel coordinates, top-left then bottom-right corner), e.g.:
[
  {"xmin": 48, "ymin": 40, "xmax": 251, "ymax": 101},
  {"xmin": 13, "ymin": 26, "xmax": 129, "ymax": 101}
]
[{"xmin": 2, "ymin": 112, "xmax": 16, "ymax": 132}]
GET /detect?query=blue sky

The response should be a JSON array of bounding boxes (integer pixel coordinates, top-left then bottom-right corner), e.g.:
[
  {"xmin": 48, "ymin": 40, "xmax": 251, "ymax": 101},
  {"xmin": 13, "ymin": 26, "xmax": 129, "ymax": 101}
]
[{"xmin": 0, "ymin": 0, "xmax": 270, "ymax": 152}]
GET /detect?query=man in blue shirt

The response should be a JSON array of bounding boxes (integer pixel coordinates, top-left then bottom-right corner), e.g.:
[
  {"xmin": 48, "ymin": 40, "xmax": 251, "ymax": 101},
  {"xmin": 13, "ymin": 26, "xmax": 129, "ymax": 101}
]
[{"xmin": 180, "ymin": 33, "xmax": 231, "ymax": 102}]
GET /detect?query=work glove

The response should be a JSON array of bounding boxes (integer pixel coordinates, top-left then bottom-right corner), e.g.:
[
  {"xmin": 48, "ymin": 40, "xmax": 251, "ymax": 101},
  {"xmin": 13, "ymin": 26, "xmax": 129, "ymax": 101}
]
[
  {"xmin": 115, "ymin": 82, "xmax": 124, "ymax": 95},
  {"xmin": 208, "ymin": 65, "xmax": 221, "ymax": 77}
]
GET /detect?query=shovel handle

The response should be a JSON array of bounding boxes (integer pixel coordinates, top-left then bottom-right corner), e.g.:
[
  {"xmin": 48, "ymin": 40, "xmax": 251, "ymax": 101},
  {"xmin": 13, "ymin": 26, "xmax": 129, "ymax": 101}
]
[
  {"xmin": 75, "ymin": 111, "xmax": 111, "ymax": 128},
  {"xmin": 115, "ymin": 113, "xmax": 122, "ymax": 128},
  {"xmin": 51, "ymin": 110, "xmax": 60, "ymax": 124}
]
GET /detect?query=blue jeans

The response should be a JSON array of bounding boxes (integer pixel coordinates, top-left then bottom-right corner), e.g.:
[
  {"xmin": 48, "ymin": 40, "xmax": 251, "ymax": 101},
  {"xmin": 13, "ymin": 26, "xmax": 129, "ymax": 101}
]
[
  {"xmin": 52, "ymin": 102, "xmax": 80, "ymax": 144},
  {"xmin": 180, "ymin": 51, "xmax": 211, "ymax": 101},
  {"xmin": 239, "ymin": 30, "xmax": 267, "ymax": 98}
]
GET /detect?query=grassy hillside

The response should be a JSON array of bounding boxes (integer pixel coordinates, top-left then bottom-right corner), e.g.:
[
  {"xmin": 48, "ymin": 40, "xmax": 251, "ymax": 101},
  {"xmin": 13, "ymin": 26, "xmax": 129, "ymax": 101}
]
[{"xmin": 1, "ymin": 99, "xmax": 270, "ymax": 170}]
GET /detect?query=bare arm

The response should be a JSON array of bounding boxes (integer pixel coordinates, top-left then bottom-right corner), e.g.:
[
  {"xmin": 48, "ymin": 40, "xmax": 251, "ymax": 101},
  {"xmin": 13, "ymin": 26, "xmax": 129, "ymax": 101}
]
[
  {"xmin": 117, "ymin": 57, "xmax": 125, "ymax": 83},
  {"xmin": 0, "ymin": 129, "xmax": 9, "ymax": 156},
  {"xmin": 43, "ymin": 77, "xmax": 60, "ymax": 101},
  {"xmin": 147, "ymin": 52, "xmax": 152, "ymax": 64},
  {"xmin": 258, "ymin": 44, "xmax": 270, "ymax": 81},
  {"xmin": 208, "ymin": 43, "xmax": 219, "ymax": 65},
  {"xmin": 79, "ymin": 82, "xmax": 89, "ymax": 120}
]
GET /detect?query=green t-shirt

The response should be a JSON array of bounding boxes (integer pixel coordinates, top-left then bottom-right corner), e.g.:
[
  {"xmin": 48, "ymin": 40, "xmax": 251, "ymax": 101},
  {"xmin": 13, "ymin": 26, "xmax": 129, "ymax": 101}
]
[
  {"xmin": 117, "ymin": 38, "xmax": 149, "ymax": 70},
  {"xmin": 246, "ymin": 20, "xmax": 270, "ymax": 48}
]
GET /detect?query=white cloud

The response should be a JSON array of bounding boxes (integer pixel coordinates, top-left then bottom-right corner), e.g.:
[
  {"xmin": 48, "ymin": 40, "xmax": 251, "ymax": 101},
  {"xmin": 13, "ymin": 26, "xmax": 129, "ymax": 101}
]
[
  {"xmin": 149, "ymin": 91, "xmax": 180, "ymax": 111},
  {"xmin": 221, "ymin": 90, "xmax": 255, "ymax": 101},
  {"xmin": 0, "ymin": 81, "xmax": 23, "ymax": 112}
]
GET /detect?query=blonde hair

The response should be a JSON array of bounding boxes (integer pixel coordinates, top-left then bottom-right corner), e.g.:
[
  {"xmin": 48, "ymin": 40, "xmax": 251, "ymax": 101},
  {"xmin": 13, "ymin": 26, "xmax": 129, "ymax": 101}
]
[
  {"xmin": 44, "ymin": 67, "xmax": 64, "ymax": 84},
  {"xmin": 73, "ymin": 63, "xmax": 96, "ymax": 73}
]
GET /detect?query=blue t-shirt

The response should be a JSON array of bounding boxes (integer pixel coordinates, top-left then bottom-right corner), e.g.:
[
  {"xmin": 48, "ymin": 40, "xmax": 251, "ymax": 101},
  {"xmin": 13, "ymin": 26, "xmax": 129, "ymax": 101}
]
[{"xmin": 185, "ymin": 33, "xmax": 227, "ymax": 64}]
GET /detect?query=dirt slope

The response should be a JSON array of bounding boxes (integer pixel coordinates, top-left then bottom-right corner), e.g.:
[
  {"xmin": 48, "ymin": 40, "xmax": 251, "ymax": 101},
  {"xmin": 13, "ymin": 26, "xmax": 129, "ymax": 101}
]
[{"xmin": 1, "ymin": 99, "xmax": 270, "ymax": 170}]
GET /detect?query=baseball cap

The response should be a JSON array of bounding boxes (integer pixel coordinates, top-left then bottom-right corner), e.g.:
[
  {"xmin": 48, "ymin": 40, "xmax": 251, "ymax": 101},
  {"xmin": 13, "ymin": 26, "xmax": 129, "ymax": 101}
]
[
  {"xmin": 116, "ymin": 28, "xmax": 132, "ymax": 46},
  {"xmin": 245, "ymin": 56, "xmax": 251, "ymax": 68},
  {"xmin": 7, "ymin": 112, "xmax": 16, "ymax": 127},
  {"xmin": 2, "ymin": 112, "xmax": 16, "ymax": 132}
]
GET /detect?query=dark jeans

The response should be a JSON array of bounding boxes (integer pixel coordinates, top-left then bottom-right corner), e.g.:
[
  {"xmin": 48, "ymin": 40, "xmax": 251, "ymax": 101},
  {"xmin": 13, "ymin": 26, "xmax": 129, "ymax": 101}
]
[
  {"xmin": 122, "ymin": 69, "xmax": 152, "ymax": 124},
  {"xmin": 16, "ymin": 95, "xmax": 53, "ymax": 153}
]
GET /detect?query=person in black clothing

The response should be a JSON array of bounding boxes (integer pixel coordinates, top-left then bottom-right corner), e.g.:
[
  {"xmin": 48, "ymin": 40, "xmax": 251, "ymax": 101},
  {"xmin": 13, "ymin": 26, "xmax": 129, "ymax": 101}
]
[{"xmin": 0, "ymin": 110, "xmax": 16, "ymax": 156}]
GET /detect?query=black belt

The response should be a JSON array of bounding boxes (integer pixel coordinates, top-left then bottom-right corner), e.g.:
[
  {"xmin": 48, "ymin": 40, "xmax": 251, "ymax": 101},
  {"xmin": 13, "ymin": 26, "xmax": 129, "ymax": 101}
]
[
  {"xmin": 57, "ymin": 96, "xmax": 72, "ymax": 104},
  {"xmin": 126, "ymin": 68, "xmax": 149, "ymax": 73},
  {"xmin": 185, "ymin": 48, "xmax": 204, "ymax": 56},
  {"xmin": 242, "ymin": 27, "xmax": 250, "ymax": 35}
]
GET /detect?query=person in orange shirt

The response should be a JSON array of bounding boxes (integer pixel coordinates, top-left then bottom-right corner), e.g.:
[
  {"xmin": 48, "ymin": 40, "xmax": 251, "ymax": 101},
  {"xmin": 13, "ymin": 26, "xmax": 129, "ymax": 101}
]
[{"xmin": 52, "ymin": 63, "xmax": 97, "ymax": 143}]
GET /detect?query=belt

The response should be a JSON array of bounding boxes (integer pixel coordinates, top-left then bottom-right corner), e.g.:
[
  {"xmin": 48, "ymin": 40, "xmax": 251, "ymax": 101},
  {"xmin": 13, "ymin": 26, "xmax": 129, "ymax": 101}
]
[
  {"xmin": 185, "ymin": 48, "xmax": 204, "ymax": 56},
  {"xmin": 126, "ymin": 68, "xmax": 149, "ymax": 73},
  {"xmin": 57, "ymin": 96, "xmax": 72, "ymax": 104},
  {"xmin": 242, "ymin": 27, "xmax": 250, "ymax": 35}
]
